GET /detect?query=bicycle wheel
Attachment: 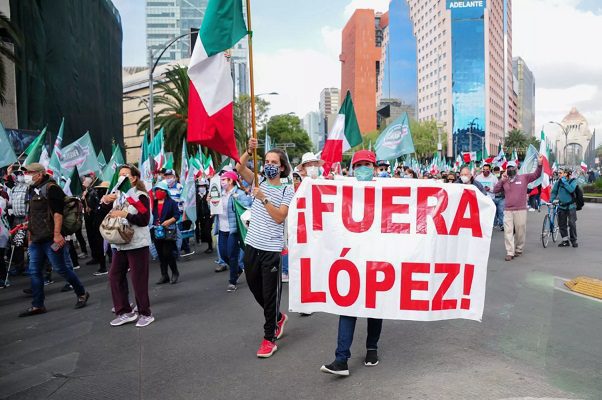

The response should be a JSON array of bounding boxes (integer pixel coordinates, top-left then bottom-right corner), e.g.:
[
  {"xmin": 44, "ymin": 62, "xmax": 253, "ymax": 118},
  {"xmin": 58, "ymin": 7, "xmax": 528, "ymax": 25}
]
[
  {"xmin": 552, "ymin": 216, "xmax": 560, "ymax": 242},
  {"xmin": 542, "ymin": 214, "xmax": 551, "ymax": 248}
]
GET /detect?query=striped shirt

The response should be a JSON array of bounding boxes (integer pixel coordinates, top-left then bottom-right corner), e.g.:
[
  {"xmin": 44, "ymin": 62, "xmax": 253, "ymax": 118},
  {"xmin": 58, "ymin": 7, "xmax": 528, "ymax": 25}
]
[{"xmin": 245, "ymin": 181, "xmax": 294, "ymax": 252}]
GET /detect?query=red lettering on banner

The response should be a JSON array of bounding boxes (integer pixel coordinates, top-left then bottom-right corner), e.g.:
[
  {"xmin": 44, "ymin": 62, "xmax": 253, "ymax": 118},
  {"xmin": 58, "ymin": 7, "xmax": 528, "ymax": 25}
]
[
  {"xmin": 431, "ymin": 263, "xmax": 460, "ymax": 310},
  {"xmin": 342, "ymin": 186, "xmax": 375, "ymax": 233},
  {"xmin": 416, "ymin": 187, "xmax": 449, "ymax": 235},
  {"xmin": 449, "ymin": 189, "xmax": 482, "ymax": 237},
  {"xmin": 365, "ymin": 261, "xmax": 395, "ymax": 308},
  {"xmin": 461, "ymin": 264, "xmax": 474, "ymax": 310},
  {"xmin": 300, "ymin": 258, "xmax": 326, "ymax": 303},
  {"xmin": 381, "ymin": 187, "xmax": 411, "ymax": 234},
  {"xmin": 400, "ymin": 262, "xmax": 430, "ymax": 311},
  {"xmin": 312, "ymin": 184, "xmax": 337, "ymax": 231},
  {"xmin": 296, "ymin": 198, "xmax": 307, "ymax": 244},
  {"xmin": 329, "ymin": 251, "xmax": 360, "ymax": 307}
]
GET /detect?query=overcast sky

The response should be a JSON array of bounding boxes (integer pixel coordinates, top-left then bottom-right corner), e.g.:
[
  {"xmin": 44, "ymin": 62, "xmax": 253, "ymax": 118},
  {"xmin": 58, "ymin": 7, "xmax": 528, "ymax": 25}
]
[{"xmin": 113, "ymin": 0, "xmax": 602, "ymax": 145}]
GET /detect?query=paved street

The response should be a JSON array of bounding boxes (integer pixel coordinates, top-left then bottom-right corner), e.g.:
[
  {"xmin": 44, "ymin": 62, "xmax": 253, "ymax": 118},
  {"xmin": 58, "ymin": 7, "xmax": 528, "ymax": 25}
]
[{"xmin": 1, "ymin": 204, "xmax": 601, "ymax": 400}]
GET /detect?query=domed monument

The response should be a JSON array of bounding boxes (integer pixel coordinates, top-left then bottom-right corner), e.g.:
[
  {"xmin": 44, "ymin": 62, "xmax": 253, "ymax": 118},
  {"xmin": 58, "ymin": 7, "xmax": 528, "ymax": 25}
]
[{"xmin": 558, "ymin": 107, "xmax": 593, "ymax": 165}]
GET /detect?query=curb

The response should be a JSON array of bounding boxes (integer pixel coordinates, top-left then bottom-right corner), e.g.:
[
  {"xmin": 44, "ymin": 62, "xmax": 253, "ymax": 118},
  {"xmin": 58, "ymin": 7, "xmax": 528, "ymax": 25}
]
[{"xmin": 584, "ymin": 196, "xmax": 602, "ymax": 203}]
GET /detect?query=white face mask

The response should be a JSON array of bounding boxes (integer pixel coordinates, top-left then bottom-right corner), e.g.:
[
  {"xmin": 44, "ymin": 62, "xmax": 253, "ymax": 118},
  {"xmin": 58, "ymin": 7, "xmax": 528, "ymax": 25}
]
[
  {"xmin": 460, "ymin": 175, "xmax": 471, "ymax": 184},
  {"xmin": 198, "ymin": 188, "xmax": 207, "ymax": 196},
  {"xmin": 305, "ymin": 166, "xmax": 319, "ymax": 179},
  {"xmin": 24, "ymin": 175, "xmax": 34, "ymax": 185}
]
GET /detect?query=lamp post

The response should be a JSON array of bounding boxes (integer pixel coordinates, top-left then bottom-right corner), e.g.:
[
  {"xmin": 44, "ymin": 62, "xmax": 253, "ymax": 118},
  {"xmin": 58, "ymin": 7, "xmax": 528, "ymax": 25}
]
[
  {"xmin": 123, "ymin": 95, "xmax": 151, "ymax": 113},
  {"xmin": 548, "ymin": 121, "xmax": 569, "ymax": 166},
  {"xmin": 148, "ymin": 31, "xmax": 197, "ymax": 141},
  {"xmin": 468, "ymin": 117, "xmax": 479, "ymax": 153}
]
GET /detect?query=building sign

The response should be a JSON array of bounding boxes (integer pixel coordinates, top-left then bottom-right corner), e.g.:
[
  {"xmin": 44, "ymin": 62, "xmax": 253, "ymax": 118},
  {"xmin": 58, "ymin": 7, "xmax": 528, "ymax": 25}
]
[
  {"xmin": 447, "ymin": 0, "xmax": 486, "ymax": 9},
  {"xmin": 448, "ymin": 0, "xmax": 487, "ymax": 156}
]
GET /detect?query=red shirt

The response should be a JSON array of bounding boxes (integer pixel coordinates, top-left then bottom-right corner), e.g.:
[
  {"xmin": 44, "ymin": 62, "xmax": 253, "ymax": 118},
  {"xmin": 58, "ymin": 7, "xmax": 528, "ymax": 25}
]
[{"xmin": 156, "ymin": 201, "xmax": 164, "ymax": 223}]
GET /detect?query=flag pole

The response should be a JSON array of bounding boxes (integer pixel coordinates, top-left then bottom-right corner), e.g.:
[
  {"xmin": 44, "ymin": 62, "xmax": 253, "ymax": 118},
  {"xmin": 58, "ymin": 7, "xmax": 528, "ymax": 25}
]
[{"xmin": 245, "ymin": 0, "xmax": 259, "ymax": 184}]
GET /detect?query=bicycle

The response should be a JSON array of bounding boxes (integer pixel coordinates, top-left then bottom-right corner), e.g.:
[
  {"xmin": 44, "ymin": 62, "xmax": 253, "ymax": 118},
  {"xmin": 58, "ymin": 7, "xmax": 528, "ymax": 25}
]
[{"xmin": 541, "ymin": 202, "xmax": 560, "ymax": 248}]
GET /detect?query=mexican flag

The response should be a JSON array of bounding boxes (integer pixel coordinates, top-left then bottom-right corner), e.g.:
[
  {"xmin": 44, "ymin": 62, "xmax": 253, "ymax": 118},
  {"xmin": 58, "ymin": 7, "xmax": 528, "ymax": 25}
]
[
  {"xmin": 321, "ymin": 91, "xmax": 362, "ymax": 175},
  {"xmin": 462, "ymin": 152, "xmax": 477, "ymax": 163},
  {"xmin": 201, "ymin": 152, "xmax": 215, "ymax": 177},
  {"xmin": 182, "ymin": 155, "xmax": 197, "ymax": 223},
  {"xmin": 580, "ymin": 161, "xmax": 588, "ymax": 172},
  {"xmin": 187, "ymin": 0, "xmax": 247, "ymax": 162},
  {"xmin": 180, "ymin": 139, "xmax": 189, "ymax": 185},
  {"xmin": 149, "ymin": 128, "xmax": 165, "ymax": 171},
  {"xmin": 538, "ymin": 130, "xmax": 553, "ymax": 203}
]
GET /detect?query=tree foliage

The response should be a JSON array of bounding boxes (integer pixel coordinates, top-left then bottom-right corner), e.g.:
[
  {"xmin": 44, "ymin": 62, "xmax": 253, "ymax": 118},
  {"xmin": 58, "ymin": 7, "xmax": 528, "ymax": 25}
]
[
  {"xmin": 234, "ymin": 94, "xmax": 270, "ymax": 153},
  {"xmin": 504, "ymin": 128, "xmax": 540, "ymax": 157},
  {"xmin": 257, "ymin": 114, "xmax": 313, "ymax": 164},
  {"xmin": 410, "ymin": 119, "xmax": 447, "ymax": 159}
]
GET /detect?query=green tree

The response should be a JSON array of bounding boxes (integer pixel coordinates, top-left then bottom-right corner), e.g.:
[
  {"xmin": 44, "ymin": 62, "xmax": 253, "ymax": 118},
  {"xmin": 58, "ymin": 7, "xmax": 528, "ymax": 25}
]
[
  {"xmin": 0, "ymin": 11, "xmax": 23, "ymax": 105},
  {"xmin": 137, "ymin": 66, "xmax": 193, "ymax": 172},
  {"xmin": 257, "ymin": 114, "xmax": 312, "ymax": 164},
  {"xmin": 410, "ymin": 119, "xmax": 447, "ymax": 159},
  {"xmin": 234, "ymin": 94, "xmax": 270, "ymax": 153},
  {"xmin": 504, "ymin": 129, "xmax": 529, "ymax": 152}
]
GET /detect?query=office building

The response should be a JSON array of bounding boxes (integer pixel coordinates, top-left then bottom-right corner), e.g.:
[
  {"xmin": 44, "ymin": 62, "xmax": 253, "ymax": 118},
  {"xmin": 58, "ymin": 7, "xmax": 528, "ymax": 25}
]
[
  {"xmin": 146, "ymin": 0, "xmax": 205, "ymax": 64},
  {"xmin": 407, "ymin": 0, "xmax": 518, "ymax": 156},
  {"xmin": 319, "ymin": 88, "xmax": 340, "ymax": 137},
  {"xmin": 303, "ymin": 111, "xmax": 321, "ymax": 151},
  {"xmin": 340, "ymin": 10, "xmax": 388, "ymax": 133},
  {"xmin": 513, "ymin": 56, "xmax": 535, "ymax": 137}
]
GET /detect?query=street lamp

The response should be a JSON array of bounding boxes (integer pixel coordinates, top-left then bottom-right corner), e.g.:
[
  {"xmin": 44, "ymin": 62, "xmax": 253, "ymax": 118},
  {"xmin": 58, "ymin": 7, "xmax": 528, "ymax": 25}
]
[
  {"xmin": 468, "ymin": 117, "xmax": 479, "ymax": 153},
  {"xmin": 548, "ymin": 121, "xmax": 569, "ymax": 166},
  {"xmin": 148, "ymin": 31, "xmax": 197, "ymax": 140},
  {"xmin": 123, "ymin": 95, "xmax": 151, "ymax": 113}
]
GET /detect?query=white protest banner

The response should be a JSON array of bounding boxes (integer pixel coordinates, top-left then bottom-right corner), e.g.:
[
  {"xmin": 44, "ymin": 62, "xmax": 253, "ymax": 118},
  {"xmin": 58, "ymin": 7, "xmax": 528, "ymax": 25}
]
[
  {"xmin": 288, "ymin": 178, "xmax": 495, "ymax": 322},
  {"xmin": 208, "ymin": 175, "xmax": 224, "ymax": 215}
]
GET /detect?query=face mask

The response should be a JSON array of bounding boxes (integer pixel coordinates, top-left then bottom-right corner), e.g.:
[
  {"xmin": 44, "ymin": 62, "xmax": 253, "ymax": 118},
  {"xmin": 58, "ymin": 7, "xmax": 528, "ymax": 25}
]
[
  {"xmin": 220, "ymin": 180, "xmax": 230, "ymax": 190},
  {"xmin": 166, "ymin": 178, "xmax": 176, "ymax": 186},
  {"xmin": 24, "ymin": 175, "xmax": 34, "ymax": 185},
  {"xmin": 16, "ymin": 175, "xmax": 25, "ymax": 183},
  {"xmin": 378, "ymin": 171, "xmax": 390, "ymax": 178},
  {"xmin": 83, "ymin": 177, "xmax": 93, "ymax": 187},
  {"xmin": 460, "ymin": 175, "xmax": 471, "ymax": 184},
  {"xmin": 354, "ymin": 166, "xmax": 374, "ymax": 181},
  {"xmin": 494, "ymin": 173, "xmax": 500, "ymax": 178},
  {"xmin": 305, "ymin": 166, "xmax": 319, "ymax": 179},
  {"xmin": 483, "ymin": 171, "xmax": 490, "ymax": 177},
  {"xmin": 507, "ymin": 169, "xmax": 517, "ymax": 177},
  {"xmin": 264, "ymin": 164, "xmax": 281, "ymax": 180},
  {"xmin": 198, "ymin": 188, "xmax": 207, "ymax": 196},
  {"xmin": 155, "ymin": 190, "xmax": 167, "ymax": 200}
]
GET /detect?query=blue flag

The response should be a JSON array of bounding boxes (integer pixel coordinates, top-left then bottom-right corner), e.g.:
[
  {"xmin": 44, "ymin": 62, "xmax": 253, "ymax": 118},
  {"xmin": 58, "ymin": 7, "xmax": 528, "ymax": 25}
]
[{"xmin": 375, "ymin": 112, "xmax": 415, "ymax": 161}]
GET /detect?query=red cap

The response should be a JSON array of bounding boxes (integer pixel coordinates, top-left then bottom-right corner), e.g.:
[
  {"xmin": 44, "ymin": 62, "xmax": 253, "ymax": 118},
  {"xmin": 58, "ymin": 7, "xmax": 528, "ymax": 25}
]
[
  {"xmin": 221, "ymin": 171, "xmax": 238, "ymax": 181},
  {"xmin": 351, "ymin": 150, "xmax": 376, "ymax": 167}
]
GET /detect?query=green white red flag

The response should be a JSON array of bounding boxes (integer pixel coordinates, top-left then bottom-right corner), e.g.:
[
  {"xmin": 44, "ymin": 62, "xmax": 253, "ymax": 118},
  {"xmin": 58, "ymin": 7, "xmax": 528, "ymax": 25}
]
[
  {"xmin": 187, "ymin": 0, "xmax": 247, "ymax": 162},
  {"xmin": 321, "ymin": 91, "xmax": 362, "ymax": 175}
]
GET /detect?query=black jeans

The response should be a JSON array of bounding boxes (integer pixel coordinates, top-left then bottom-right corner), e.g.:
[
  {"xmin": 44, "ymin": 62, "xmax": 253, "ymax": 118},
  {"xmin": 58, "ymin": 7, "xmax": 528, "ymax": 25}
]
[
  {"xmin": 243, "ymin": 245, "xmax": 283, "ymax": 342},
  {"xmin": 75, "ymin": 228, "xmax": 88, "ymax": 254},
  {"xmin": 155, "ymin": 239, "xmax": 178, "ymax": 278},
  {"xmin": 558, "ymin": 208, "xmax": 577, "ymax": 244}
]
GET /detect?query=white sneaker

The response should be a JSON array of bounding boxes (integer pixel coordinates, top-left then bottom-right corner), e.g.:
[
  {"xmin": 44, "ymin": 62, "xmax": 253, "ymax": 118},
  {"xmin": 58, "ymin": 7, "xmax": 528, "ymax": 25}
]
[
  {"xmin": 281, "ymin": 273, "xmax": 289, "ymax": 283},
  {"xmin": 136, "ymin": 315, "xmax": 155, "ymax": 327},
  {"xmin": 110, "ymin": 312, "xmax": 138, "ymax": 326}
]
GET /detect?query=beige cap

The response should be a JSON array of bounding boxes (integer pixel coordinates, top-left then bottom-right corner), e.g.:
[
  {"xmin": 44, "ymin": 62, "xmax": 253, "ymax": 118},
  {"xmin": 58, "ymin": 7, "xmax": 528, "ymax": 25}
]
[{"xmin": 24, "ymin": 163, "xmax": 46, "ymax": 173}]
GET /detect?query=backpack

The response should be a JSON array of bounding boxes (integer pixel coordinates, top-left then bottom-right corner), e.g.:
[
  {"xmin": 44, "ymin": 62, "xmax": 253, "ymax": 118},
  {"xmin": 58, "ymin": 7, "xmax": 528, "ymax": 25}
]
[
  {"xmin": 39, "ymin": 182, "xmax": 84, "ymax": 235},
  {"xmin": 571, "ymin": 182, "xmax": 585, "ymax": 211}
]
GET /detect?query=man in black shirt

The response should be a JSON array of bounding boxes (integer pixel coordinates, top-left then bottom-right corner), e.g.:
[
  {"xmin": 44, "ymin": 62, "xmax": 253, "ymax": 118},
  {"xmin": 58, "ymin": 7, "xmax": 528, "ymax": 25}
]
[{"xmin": 18, "ymin": 163, "xmax": 89, "ymax": 317}]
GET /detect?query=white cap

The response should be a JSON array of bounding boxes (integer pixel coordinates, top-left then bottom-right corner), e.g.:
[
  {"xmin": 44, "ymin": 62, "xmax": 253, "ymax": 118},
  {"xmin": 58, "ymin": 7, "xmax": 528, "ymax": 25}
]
[
  {"xmin": 506, "ymin": 161, "xmax": 517, "ymax": 168},
  {"xmin": 300, "ymin": 152, "xmax": 324, "ymax": 166}
]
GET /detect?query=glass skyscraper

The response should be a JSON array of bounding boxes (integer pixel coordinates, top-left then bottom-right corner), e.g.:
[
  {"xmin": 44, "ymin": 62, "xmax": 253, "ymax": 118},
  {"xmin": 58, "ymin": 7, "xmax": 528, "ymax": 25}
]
[{"xmin": 146, "ymin": 0, "xmax": 206, "ymax": 64}]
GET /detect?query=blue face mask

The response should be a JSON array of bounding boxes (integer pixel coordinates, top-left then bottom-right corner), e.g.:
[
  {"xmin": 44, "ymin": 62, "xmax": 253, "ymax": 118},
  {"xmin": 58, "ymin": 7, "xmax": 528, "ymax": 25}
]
[
  {"xmin": 264, "ymin": 164, "xmax": 281, "ymax": 180},
  {"xmin": 378, "ymin": 171, "xmax": 390, "ymax": 178},
  {"xmin": 354, "ymin": 166, "xmax": 374, "ymax": 181}
]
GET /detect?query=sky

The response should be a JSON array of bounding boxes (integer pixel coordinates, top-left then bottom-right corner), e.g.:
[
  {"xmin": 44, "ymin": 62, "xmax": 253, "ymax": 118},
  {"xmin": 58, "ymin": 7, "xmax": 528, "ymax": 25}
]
[{"xmin": 113, "ymin": 0, "xmax": 602, "ymax": 146}]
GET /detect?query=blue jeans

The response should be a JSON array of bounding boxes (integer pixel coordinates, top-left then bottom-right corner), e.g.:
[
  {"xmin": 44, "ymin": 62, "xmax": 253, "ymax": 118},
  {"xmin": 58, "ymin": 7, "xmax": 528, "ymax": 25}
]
[
  {"xmin": 29, "ymin": 240, "xmax": 85, "ymax": 308},
  {"xmin": 335, "ymin": 316, "xmax": 383, "ymax": 362},
  {"xmin": 218, "ymin": 231, "xmax": 241, "ymax": 285},
  {"xmin": 493, "ymin": 197, "xmax": 505, "ymax": 227},
  {"xmin": 282, "ymin": 252, "xmax": 289, "ymax": 275}
]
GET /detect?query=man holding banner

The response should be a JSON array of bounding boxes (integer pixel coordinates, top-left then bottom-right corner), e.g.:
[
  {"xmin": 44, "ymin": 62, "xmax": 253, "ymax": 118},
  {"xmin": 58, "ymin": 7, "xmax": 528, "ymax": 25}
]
[
  {"xmin": 288, "ymin": 152, "xmax": 496, "ymax": 375},
  {"xmin": 319, "ymin": 150, "xmax": 384, "ymax": 376}
]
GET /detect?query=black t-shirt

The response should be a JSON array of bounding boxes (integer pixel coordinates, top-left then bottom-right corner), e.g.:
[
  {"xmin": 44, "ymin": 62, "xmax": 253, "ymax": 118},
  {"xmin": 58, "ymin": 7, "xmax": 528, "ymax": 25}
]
[{"xmin": 32, "ymin": 177, "xmax": 64, "ymax": 215}]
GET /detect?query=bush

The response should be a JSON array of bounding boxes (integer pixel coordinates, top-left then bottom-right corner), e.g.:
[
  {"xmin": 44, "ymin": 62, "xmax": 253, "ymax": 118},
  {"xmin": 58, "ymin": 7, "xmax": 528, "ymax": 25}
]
[{"xmin": 583, "ymin": 178, "xmax": 602, "ymax": 194}]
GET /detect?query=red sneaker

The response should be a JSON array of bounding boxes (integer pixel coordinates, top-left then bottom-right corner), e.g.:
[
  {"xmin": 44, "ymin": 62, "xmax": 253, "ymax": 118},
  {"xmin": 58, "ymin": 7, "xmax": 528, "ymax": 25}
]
[
  {"xmin": 256, "ymin": 339, "xmax": 278, "ymax": 358},
  {"xmin": 275, "ymin": 313, "xmax": 288, "ymax": 340}
]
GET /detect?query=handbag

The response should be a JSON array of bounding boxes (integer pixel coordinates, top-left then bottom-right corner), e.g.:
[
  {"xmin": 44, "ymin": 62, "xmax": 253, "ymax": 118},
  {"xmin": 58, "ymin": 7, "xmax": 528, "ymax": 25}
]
[
  {"xmin": 154, "ymin": 224, "xmax": 177, "ymax": 241},
  {"xmin": 100, "ymin": 205, "xmax": 135, "ymax": 244}
]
